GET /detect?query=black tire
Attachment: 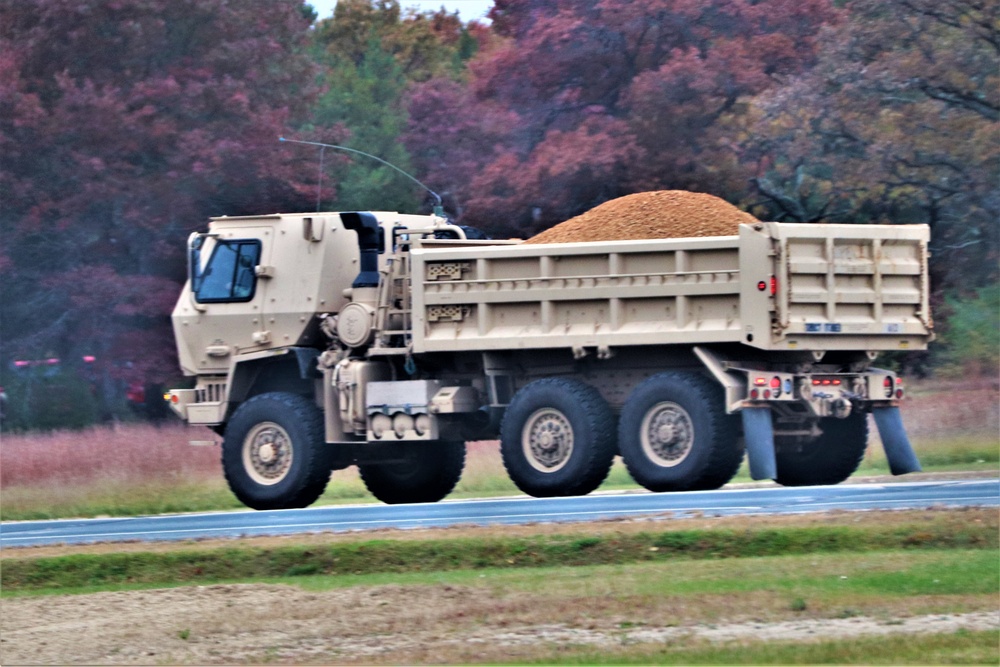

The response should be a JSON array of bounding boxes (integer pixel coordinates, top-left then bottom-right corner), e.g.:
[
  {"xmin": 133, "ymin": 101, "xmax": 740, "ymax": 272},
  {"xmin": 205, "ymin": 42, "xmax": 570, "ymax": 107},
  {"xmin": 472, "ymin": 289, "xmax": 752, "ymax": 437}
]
[
  {"xmin": 222, "ymin": 392, "xmax": 332, "ymax": 510},
  {"xmin": 358, "ymin": 441, "xmax": 466, "ymax": 504},
  {"xmin": 500, "ymin": 378, "xmax": 617, "ymax": 498},
  {"xmin": 775, "ymin": 413, "xmax": 869, "ymax": 486},
  {"xmin": 618, "ymin": 372, "xmax": 742, "ymax": 492}
]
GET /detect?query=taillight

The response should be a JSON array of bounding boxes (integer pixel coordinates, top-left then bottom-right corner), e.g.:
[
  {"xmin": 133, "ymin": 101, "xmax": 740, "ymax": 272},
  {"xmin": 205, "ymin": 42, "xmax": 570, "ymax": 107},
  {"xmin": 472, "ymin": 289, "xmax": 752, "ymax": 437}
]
[
  {"xmin": 883, "ymin": 376, "xmax": 894, "ymax": 398},
  {"xmin": 770, "ymin": 376, "xmax": 781, "ymax": 397},
  {"xmin": 757, "ymin": 276, "xmax": 777, "ymax": 295},
  {"xmin": 895, "ymin": 378, "xmax": 904, "ymax": 399}
]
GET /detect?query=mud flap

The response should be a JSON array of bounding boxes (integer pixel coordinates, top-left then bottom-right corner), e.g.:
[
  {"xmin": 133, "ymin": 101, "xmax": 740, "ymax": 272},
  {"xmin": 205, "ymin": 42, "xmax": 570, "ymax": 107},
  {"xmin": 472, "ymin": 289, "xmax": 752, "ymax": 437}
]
[
  {"xmin": 741, "ymin": 407, "xmax": 777, "ymax": 481},
  {"xmin": 872, "ymin": 406, "xmax": 922, "ymax": 475}
]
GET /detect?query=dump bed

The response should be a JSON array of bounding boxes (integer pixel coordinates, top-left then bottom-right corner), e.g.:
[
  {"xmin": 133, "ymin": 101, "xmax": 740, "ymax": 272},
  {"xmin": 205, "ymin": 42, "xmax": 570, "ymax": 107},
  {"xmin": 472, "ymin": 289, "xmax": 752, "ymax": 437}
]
[{"xmin": 409, "ymin": 222, "xmax": 931, "ymax": 354}]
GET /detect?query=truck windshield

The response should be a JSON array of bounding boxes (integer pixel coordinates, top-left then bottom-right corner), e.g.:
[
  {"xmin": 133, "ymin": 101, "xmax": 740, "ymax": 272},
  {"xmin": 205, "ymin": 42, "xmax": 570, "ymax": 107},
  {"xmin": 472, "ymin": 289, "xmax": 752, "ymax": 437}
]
[{"xmin": 194, "ymin": 239, "xmax": 262, "ymax": 303}]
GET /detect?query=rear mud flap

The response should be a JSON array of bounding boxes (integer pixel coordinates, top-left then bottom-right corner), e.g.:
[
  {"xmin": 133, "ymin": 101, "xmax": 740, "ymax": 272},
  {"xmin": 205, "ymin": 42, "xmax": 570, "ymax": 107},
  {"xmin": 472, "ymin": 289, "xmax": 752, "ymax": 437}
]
[
  {"xmin": 872, "ymin": 406, "xmax": 922, "ymax": 475},
  {"xmin": 741, "ymin": 407, "xmax": 777, "ymax": 481}
]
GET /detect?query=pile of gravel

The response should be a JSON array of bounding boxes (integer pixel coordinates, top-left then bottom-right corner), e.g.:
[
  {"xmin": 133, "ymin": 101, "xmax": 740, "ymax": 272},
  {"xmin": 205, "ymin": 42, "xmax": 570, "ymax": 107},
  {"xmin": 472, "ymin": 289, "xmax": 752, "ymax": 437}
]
[{"xmin": 524, "ymin": 190, "xmax": 757, "ymax": 244}]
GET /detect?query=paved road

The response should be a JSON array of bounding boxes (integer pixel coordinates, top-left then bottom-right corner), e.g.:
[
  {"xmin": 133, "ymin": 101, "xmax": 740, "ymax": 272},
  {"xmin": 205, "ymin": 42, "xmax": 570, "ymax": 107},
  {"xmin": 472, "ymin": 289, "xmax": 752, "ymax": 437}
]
[{"xmin": 2, "ymin": 478, "xmax": 997, "ymax": 548}]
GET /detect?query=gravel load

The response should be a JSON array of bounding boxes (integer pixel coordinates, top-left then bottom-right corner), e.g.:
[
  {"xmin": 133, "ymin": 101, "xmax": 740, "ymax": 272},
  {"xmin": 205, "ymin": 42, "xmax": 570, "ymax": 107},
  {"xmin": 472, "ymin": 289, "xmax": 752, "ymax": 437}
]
[{"xmin": 524, "ymin": 190, "xmax": 758, "ymax": 244}]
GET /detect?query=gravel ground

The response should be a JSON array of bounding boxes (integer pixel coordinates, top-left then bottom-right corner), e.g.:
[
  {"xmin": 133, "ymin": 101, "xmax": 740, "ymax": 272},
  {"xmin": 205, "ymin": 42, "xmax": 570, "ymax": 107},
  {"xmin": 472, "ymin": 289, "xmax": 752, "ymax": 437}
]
[{"xmin": 2, "ymin": 582, "xmax": 997, "ymax": 665}]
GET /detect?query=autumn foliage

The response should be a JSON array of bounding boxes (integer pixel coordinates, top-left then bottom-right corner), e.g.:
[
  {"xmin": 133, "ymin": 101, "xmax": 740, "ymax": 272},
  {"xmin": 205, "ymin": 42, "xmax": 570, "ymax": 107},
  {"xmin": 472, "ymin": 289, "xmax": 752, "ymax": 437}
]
[{"xmin": 1, "ymin": 0, "xmax": 996, "ymax": 428}]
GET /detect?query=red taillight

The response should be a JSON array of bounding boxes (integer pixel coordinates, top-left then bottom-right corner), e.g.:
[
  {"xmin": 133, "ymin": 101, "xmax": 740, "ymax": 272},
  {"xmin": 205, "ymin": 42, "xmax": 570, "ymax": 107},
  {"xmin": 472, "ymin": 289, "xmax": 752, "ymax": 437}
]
[
  {"xmin": 769, "ymin": 377, "xmax": 781, "ymax": 388},
  {"xmin": 757, "ymin": 280, "xmax": 767, "ymax": 291},
  {"xmin": 763, "ymin": 389, "xmax": 771, "ymax": 399},
  {"xmin": 896, "ymin": 389, "xmax": 904, "ymax": 399},
  {"xmin": 754, "ymin": 377, "xmax": 767, "ymax": 386},
  {"xmin": 750, "ymin": 388, "xmax": 759, "ymax": 399},
  {"xmin": 884, "ymin": 376, "xmax": 894, "ymax": 398},
  {"xmin": 770, "ymin": 275, "xmax": 777, "ymax": 296}
]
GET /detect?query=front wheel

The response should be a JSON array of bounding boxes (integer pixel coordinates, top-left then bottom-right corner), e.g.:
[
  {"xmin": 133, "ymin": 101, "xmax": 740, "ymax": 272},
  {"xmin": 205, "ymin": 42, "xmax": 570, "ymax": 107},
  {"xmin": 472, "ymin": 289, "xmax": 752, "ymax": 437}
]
[
  {"xmin": 222, "ymin": 392, "xmax": 332, "ymax": 510},
  {"xmin": 500, "ymin": 378, "xmax": 617, "ymax": 498},
  {"xmin": 775, "ymin": 413, "xmax": 869, "ymax": 486},
  {"xmin": 358, "ymin": 441, "xmax": 466, "ymax": 504},
  {"xmin": 617, "ymin": 372, "xmax": 742, "ymax": 492}
]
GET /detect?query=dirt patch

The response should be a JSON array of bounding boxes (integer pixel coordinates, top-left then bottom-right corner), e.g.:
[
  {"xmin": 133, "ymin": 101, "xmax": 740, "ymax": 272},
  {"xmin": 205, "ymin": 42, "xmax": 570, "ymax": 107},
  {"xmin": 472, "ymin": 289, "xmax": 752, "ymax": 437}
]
[
  {"xmin": 524, "ymin": 190, "xmax": 757, "ymax": 244},
  {"xmin": 1, "ymin": 583, "xmax": 996, "ymax": 665}
]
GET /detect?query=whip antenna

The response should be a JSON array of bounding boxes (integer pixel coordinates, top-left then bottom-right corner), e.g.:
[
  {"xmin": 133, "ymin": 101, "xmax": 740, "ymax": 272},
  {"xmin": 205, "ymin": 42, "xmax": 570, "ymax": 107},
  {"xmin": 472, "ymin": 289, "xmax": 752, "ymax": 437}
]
[{"xmin": 279, "ymin": 137, "xmax": 443, "ymax": 213}]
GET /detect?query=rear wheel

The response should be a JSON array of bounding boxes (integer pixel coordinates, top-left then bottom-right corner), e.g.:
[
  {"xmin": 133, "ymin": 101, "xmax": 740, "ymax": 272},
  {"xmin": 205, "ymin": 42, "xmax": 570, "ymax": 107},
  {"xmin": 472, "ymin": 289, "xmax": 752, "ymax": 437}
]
[
  {"xmin": 500, "ymin": 378, "xmax": 616, "ymax": 497},
  {"xmin": 358, "ymin": 441, "xmax": 466, "ymax": 504},
  {"xmin": 618, "ymin": 372, "xmax": 742, "ymax": 492},
  {"xmin": 222, "ymin": 392, "xmax": 332, "ymax": 510},
  {"xmin": 775, "ymin": 413, "xmax": 868, "ymax": 486}
]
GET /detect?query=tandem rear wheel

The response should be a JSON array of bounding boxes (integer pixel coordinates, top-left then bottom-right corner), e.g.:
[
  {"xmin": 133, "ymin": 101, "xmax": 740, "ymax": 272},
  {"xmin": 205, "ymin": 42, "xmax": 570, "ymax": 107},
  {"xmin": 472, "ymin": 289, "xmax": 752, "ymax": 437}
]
[
  {"xmin": 775, "ymin": 413, "xmax": 869, "ymax": 486},
  {"xmin": 617, "ymin": 372, "xmax": 743, "ymax": 492},
  {"xmin": 500, "ymin": 377, "xmax": 617, "ymax": 497}
]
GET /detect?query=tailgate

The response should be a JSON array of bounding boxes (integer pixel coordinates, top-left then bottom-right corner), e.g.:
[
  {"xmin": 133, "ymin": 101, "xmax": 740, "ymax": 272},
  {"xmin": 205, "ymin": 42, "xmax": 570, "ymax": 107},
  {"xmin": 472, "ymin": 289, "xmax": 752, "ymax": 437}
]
[{"xmin": 739, "ymin": 223, "xmax": 932, "ymax": 352}]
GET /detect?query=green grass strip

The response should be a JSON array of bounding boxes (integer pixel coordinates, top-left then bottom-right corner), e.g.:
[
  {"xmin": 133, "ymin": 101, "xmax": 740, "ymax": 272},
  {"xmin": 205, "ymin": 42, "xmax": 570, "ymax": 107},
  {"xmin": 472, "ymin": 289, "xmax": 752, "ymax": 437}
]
[
  {"xmin": 3, "ymin": 521, "xmax": 995, "ymax": 593},
  {"xmin": 513, "ymin": 629, "xmax": 1000, "ymax": 665}
]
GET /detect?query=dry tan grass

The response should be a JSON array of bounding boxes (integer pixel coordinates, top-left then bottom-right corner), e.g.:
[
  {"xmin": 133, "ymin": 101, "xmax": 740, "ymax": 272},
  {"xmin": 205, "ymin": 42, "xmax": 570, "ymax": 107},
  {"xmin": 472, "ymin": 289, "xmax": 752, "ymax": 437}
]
[
  {"xmin": 895, "ymin": 377, "xmax": 998, "ymax": 440},
  {"xmin": 0, "ymin": 422, "xmax": 221, "ymax": 487}
]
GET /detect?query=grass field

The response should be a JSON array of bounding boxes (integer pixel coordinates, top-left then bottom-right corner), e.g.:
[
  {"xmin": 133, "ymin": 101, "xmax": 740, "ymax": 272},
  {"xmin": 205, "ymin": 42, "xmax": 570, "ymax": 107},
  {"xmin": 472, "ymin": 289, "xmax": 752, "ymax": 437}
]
[
  {"xmin": 1, "ymin": 509, "xmax": 997, "ymax": 664},
  {"xmin": 1, "ymin": 378, "xmax": 996, "ymax": 520}
]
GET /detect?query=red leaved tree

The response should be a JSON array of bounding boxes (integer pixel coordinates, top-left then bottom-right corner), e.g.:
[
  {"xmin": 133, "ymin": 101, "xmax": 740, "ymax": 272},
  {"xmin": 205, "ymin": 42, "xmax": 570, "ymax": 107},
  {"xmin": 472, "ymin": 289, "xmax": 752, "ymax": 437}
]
[
  {"xmin": 405, "ymin": 0, "xmax": 839, "ymax": 235},
  {"xmin": 0, "ymin": 0, "xmax": 323, "ymax": 423}
]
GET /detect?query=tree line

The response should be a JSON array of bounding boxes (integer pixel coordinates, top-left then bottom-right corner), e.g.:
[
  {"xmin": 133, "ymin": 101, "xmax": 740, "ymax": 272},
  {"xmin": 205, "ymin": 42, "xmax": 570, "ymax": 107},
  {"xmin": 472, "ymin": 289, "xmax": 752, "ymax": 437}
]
[{"xmin": 1, "ymin": 0, "xmax": 996, "ymax": 428}]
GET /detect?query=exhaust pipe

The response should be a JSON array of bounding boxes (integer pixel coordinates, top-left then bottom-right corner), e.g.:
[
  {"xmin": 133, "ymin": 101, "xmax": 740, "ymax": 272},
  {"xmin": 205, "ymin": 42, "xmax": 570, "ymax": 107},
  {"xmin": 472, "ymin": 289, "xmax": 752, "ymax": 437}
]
[{"xmin": 340, "ymin": 211, "xmax": 383, "ymax": 288}]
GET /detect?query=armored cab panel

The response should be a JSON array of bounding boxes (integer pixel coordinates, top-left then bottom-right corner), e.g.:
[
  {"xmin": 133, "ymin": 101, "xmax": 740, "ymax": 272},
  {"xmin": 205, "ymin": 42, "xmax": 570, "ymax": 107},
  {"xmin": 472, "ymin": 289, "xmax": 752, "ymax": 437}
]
[{"xmin": 172, "ymin": 212, "xmax": 435, "ymax": 376}]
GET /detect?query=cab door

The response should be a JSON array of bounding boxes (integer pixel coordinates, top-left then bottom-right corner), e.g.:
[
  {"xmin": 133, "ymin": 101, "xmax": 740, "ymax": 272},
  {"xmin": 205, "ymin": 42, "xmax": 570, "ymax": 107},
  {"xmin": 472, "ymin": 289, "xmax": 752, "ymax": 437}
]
[{"xmin": 174, "ymin": 224, "xmax": 274, "ymax": 375}]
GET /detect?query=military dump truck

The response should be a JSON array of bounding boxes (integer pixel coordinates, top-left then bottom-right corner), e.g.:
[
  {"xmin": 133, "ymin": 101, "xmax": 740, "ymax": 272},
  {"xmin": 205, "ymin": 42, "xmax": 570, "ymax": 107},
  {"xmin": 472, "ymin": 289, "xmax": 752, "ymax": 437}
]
[{"xmin": 168, "ymin": 209, "xmax": 931, "ymax": 510}]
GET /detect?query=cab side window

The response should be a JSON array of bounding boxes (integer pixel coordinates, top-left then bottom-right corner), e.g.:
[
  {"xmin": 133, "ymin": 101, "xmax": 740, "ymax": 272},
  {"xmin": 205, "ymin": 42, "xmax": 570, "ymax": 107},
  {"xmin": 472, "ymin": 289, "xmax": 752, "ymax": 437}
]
[{"xmin": 195, "ymin": 240, "xmax": 262, "ymax": 303}]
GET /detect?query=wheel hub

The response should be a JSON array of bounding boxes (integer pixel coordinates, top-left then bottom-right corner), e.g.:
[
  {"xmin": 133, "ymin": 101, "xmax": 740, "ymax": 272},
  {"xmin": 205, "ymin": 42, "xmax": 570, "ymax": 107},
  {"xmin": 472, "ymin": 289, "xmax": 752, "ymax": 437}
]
[
  {"xmin": 258, "ymin": 443, "xmax": 277, "ymax": 463},
  {"xmin": 522, "ymin": 408, "xmax": 574, "ymax": 473},
  {"xmin": 243, "ymin": 422, "xmax": 293, "ymax": 486},
  {"xmin": 641, "ymin": 402, "xmax": 694, "ymax": 468},
  {"xmin": 656, "ymin": 423, "xmax": 677, "ymax": 443}
]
